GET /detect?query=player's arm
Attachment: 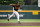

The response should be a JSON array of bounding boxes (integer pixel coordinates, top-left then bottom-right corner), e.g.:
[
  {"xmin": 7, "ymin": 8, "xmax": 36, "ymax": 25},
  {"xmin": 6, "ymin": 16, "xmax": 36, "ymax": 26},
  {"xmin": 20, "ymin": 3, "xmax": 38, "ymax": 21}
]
[
  {"xmin": 20, "ymin": 7, "xmax": 22, "ymax": 9},
  {"xmin": 10, "ymin": 4, "xmax": 16, "ymax": 6},
  {"xmin": 18, "ymin": 5, "xmax": 23, "ymax": 11}
]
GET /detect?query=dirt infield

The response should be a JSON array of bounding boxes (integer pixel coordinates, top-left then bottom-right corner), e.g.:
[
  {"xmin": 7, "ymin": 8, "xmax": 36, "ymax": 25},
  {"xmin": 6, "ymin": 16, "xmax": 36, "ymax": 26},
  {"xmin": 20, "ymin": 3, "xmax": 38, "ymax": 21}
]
[{"xmin": 0, "ymin": 22, "xmax": 40, "ymax": 26}]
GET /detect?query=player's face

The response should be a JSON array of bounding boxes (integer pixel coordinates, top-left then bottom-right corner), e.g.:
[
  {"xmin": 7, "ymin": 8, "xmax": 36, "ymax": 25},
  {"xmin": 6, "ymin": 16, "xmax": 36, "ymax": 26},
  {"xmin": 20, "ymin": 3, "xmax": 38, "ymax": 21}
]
[{"xmin": 16, "ymin": 3, "xmax": 19, "ymax": 6}]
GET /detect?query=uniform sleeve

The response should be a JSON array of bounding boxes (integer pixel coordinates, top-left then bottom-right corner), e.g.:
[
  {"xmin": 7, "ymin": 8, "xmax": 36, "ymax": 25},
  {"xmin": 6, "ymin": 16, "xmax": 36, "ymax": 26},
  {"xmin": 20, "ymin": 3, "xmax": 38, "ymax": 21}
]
[{"xmin": 12, "ymin": 5, "xmax": 15, "ymax": 7}]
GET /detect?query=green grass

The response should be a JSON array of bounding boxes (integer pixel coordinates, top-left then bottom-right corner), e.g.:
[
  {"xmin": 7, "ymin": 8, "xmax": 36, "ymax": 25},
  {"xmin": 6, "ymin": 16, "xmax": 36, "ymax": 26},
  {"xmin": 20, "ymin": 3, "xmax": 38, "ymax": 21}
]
[
  {"xmin": 0, "ymin": 19, "xmax": 40, "ymax": 27},
  {"xmin": 0, "ymin": 19, "xmax": 40, "ymax": 23},
  {"xmin": 0, "ymin": 26, "xmax": 40, "ymax": 27}
]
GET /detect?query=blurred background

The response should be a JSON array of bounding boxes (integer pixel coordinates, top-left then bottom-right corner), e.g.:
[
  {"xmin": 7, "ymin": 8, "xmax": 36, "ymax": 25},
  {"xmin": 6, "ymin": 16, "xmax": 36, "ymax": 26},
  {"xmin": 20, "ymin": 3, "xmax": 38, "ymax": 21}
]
[
  {"xmin": 0, "ymin": 0, "xmax": 38, "ymax": 5},
  {"xmin": 0, "ymin": 0, "xmax": 40, "ymax": 19},
  {"xmin": 0, "ymin": 0, "xmax": 40, "ymax": 27}
]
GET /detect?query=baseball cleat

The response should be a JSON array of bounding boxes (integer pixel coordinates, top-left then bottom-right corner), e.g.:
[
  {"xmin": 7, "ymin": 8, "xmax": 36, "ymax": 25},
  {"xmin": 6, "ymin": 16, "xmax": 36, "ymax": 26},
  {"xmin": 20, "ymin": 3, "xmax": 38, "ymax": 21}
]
[
  {"xmin": 18, "ymin": 21, "xmax": 21, "ymax": 24},
  {"xmin": 8, "ymin": 19, "xmax": 9, "ymax": 21}
]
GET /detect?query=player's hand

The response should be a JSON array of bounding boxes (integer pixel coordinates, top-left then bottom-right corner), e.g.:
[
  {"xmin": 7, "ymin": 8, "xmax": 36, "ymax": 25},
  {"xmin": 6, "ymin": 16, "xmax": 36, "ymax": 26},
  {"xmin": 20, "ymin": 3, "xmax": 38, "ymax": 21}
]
[
  {"xmin": 10, "ymin": 4, "xmax": 12, "ymax": 5},
  {"xmin": 20, "ymin": 7, "xmax": 22, "ymax": 9}
]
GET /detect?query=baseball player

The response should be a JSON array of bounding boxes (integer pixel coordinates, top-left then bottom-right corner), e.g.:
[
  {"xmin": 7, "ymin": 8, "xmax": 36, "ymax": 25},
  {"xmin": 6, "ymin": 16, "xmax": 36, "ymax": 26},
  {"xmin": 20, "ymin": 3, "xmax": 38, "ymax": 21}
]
[{"xmin": 7, "ymin": 2, "xmax": 22, "ymax": 24}]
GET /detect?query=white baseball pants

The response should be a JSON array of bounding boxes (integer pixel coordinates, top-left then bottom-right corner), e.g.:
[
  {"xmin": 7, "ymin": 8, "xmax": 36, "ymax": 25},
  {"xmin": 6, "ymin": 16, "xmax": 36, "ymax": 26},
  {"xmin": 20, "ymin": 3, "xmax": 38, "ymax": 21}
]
[{"xmin": 8, "ymin": 7, "xmax": 20, "ymax": 21}]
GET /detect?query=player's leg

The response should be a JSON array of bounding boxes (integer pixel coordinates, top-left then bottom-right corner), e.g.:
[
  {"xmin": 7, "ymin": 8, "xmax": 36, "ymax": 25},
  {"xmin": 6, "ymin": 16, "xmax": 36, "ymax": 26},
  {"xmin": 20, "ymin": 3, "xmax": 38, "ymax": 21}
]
[
  {"xmin": 7, "ymin": 13, "xmax": 14, "ymax": 21},
  {"xmin": 8, "ymin": 7, "xmax": 14, "ymax": 21},
  {"xmin": 14, "ymin": 10, "xmax": 20, "ymax": 23},
  {"xmin": 16, "ymin": 13, "xmax": 20, "ymax": 24}
]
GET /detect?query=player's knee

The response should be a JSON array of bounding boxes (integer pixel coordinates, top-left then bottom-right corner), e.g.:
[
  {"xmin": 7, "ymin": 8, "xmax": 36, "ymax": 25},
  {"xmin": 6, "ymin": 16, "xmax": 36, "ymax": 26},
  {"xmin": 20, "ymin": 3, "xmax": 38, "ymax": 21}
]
[{"xmin": 17, "ymin": 14, "xmax": 19, "ymax": 16}]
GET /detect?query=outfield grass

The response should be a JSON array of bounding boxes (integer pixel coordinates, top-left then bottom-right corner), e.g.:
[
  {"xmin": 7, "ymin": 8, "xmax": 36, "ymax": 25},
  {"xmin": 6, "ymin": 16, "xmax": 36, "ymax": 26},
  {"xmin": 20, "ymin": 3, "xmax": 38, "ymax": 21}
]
[
  {"xmin": 0, "ymin": 19, "xmax": 40, "ymax": 23},
  {"xmin": 0, "ymin": 26, "xmax": 40, "ymax": 27},
  {"xmin": 0, "ymin": 19, "xmax": 40, "ymax": 27}
]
